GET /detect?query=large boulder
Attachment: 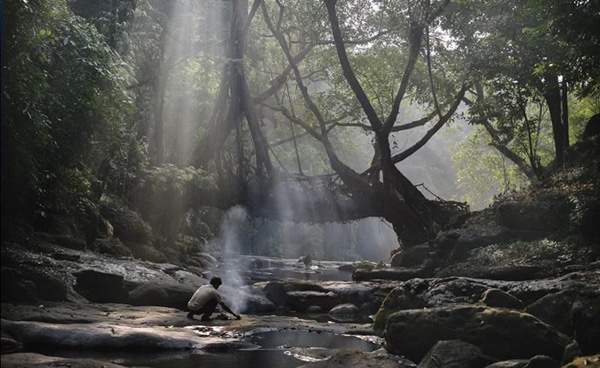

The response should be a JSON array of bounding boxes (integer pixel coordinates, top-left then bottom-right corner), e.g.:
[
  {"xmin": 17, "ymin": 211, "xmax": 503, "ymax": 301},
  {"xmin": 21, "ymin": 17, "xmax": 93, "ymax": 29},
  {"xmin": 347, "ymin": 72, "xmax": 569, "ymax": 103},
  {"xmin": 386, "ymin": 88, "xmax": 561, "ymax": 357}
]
[
  {"xmin": 480, "ymin": 288, "xmax": 524, "ymax": 309},
  {"xmin": 384, "ymin": 304, "xmax": 571, "ymax": 362},
  {"xmin": 417, "ymin": 340, "xmax": 494, "ymax": 368},
  {"xmin": 391, "ymin": 245, "xmax": 432, "ymax": 267},
  {"xmin": 73, "ymin": 270, "xmax": 128, "ymax": 303},
  {"xmin": 571, "ymin": 295, "xmax": 600, "ymax": 355},
  {"xmin": 127, "ymin": 282, "xmax": 196, "ymax": 309},
  {"xmin": 525, "ymin": 291, "xmax": 576, "ymax": 334}
]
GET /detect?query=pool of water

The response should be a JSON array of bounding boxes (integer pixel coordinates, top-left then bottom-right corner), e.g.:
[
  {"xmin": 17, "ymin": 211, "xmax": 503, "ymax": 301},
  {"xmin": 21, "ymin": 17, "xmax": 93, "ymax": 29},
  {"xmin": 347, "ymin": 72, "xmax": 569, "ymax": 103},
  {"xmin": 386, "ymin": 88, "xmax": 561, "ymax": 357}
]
[
  {"xmin": 30, "ymin": 330, "xmax": 380, "ymax": 368},
  {"xmin": 245, "ymin": 330, "xmax": 379, "ymax": 350}
]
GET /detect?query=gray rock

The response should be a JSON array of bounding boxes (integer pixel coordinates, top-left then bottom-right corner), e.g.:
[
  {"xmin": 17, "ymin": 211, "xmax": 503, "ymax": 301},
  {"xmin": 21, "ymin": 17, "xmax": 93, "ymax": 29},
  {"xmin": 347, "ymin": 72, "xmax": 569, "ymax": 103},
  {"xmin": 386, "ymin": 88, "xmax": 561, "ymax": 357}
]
[
  {"xmin": 298, "ymin": 348, "xmax": 414, "ymax": 368},
  {"xmin": 1, "ymin": 352, "xmax": 127, "ymax": 368},
  {"xmin": 525, "ymin": 291, "xmax": 575, "ymax": 334},
  {"xmin": 391, "ymin": 245, "xmax": 432, "ymax": 268},
  {"xmin": 0, "ymin": 319, "xmax": 257, "ymax": 351},
  {"xmin": 329, "ymin": 303, "xmax": 359, "ymax": 322},
  {"xmin": 307, "ymin": 305, "xmax": 323, "ymax": 313},
  {"xmin": 128, "ymin": 282, "xmax": 196, "ymax": 309},
  {"xmin": 571, "ymin": 295, "xmax": 600, "ymax": 355},
  {"xmin": 524, "ymin": 355, "xmax": 558, "ymax": 368},
  {"xmin": 73, "ymin": 270, "xmax": 128, "ymax": 303},
  {"xmin": 1, "ymin": 332, "xmax": 22, "ymax": 354},
  {"xmin": 287, "ymin": 291, "xmax": 341, "ymax": 312},
  {"xmin": 384, "ymin": 304, "xmax": 570, "ymax": 362},
  {"xmin": 417, "ymin": 340, "xmax": 494, "ymax": 368},
  {"xmin": 481, "ymin": 288, "xmax": 524, "ymax": 309}
]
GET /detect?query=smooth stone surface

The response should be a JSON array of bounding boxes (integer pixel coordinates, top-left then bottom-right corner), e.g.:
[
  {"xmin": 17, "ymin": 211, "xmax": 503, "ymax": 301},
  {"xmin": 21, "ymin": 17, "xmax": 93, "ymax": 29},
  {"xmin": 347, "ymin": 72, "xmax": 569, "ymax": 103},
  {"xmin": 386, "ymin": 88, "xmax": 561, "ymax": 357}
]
[
  {"xmin": 329, "ymin": 303, "xmax": 360, "ymax": 322},
  {"xmin": 1, "ymin": 318, "xmax": 257, "ymax": 350},
  {"xmin": 1, "ymin": 352, "xmax": 127, "ymax": 368}
]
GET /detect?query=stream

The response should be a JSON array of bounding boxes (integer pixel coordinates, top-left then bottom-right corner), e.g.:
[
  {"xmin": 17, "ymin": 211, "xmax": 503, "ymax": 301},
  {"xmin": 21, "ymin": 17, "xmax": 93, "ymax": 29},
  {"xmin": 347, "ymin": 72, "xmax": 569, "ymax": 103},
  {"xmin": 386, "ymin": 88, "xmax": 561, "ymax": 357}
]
[{"xmin": 21, "ymin": 254, "xmax": 381, "ymax": 368}]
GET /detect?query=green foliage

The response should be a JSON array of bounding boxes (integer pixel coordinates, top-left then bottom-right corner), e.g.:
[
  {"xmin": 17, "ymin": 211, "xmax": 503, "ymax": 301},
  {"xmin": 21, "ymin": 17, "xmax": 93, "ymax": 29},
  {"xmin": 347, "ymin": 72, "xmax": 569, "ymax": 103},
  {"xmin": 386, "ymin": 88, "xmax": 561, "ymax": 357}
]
[
  {"xmin": 468, "ymin": 238, "xmax": 594, "ymax": 267},
  {"xmin": 452, "ymin": 127, "xmax": 528, "ymax": 209},
  {"xmin": 1, "ymin": 0, "xmax": 135, "ymax": 231},
  {"xmin": 139, "ymin": 165, "xmax": 216, "ymax": 195},
  {"xmin": 99, "ymin": 196, "xmax": 152, "ymax": 243}
]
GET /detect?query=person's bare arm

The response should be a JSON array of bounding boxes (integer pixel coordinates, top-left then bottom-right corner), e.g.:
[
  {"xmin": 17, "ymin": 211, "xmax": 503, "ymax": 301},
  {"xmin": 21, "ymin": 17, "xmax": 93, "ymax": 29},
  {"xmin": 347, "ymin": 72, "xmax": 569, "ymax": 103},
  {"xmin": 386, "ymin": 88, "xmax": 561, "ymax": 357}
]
[{"xmin": 220, "ymin": 302, "xmax": 241, "ymax": 319}]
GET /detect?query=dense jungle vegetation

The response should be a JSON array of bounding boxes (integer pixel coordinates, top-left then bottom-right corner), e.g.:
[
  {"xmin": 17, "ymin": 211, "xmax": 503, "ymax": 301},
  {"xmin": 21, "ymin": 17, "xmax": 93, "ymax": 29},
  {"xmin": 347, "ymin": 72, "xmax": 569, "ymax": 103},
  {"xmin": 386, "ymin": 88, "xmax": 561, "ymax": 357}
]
[{"xmin": 2, "ymin": 0, "xmax": 599, "ymax": 261}]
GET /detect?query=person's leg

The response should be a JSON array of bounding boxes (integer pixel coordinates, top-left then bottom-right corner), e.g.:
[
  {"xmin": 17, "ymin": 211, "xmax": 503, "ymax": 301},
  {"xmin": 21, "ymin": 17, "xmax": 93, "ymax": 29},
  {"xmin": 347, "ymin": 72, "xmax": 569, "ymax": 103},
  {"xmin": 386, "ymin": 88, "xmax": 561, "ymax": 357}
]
[
  {"xmin": 199, "ymin": 299, "xmax": 219, "ymax": 321},
  {"xmin": 187, "ymin": 307, "xmax": 200, "ymax": 319}
]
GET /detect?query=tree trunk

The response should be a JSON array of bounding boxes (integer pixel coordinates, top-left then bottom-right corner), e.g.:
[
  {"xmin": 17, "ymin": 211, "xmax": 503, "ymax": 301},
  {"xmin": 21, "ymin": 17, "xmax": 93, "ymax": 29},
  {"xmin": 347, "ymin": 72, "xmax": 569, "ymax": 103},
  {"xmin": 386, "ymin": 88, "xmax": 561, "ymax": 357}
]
[
  {"xmin": 543, "ymin": 73, "xmax": 566, "ymax": 167},
  {"xmin": 562, "ymin": 79, "xmax": 569, "ymax": 148},
  {"xmin": 153, "ymin": 74, "xmax": 167, "ymax": 165}
]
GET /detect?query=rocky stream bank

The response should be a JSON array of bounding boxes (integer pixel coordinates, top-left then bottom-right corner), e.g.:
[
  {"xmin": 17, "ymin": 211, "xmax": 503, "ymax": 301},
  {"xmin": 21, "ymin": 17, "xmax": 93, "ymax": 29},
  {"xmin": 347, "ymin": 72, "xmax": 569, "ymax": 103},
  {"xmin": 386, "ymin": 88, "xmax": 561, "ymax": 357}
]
[{"xmin": 2, "ymin": 197, "xmax": 600, "ymax": 368}]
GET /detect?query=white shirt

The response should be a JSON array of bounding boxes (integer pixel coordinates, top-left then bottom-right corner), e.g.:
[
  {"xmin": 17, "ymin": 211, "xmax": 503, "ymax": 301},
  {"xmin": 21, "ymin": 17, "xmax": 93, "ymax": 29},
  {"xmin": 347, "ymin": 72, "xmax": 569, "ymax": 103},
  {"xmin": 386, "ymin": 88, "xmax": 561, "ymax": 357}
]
[{"xmin": 187, "ymin": 285, "xmax": 222, "ymax": 310}]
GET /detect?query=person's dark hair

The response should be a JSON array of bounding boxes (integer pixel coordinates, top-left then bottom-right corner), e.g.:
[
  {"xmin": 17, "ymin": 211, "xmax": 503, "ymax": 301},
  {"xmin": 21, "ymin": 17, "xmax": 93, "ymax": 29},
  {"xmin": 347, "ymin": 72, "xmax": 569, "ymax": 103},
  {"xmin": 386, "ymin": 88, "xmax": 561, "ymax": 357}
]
[{"xmin": 209, "ymin": 276, "xmax": 222, "ymax": 287}]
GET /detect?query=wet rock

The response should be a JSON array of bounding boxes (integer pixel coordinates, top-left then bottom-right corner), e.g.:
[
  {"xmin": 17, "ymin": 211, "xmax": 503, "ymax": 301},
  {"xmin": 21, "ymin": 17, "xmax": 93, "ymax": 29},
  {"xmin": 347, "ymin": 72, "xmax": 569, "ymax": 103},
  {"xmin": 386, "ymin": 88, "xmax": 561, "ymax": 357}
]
[
  {"xmin": 298, "ymin": 348, "xmax": 415, "ymax": 368},
  {"xmin": 127, "ymin": 282, "xmax": 196, "ymax": 309},
  {"xmin": 481, "ymin": 288, "xmax": 524, "ymax": 309},
  {"xmin": 73, "ymin": 270, "xmax": 127, "ymax": 303},
  {"xmin": 417, "ymin": 340, "xmax": 494, "ymax": 368},
  {"xmin": 391, "ymin": 245, "xmax": 432, "ymax": 268},
  {"xmin": 329, "ymin": 303, "xmax": 359, "ymax": 322},
  {"xmin": 287, "ymin": 291, "xmax": 341, "ymax": 312},
  {"xmin": 307, "ymin": 305, "xmax": 323, "ymax": 313},
  {"xmin": 562, "ymin": 354, "xmax": 600, "ymax": 368},
  {"xmin": 1, "ymin": 352, "xmax": 127, "ymax": 368},
  {"xmin": 384, "ymin": 304, "xmax": 570, "ymax": 362}
]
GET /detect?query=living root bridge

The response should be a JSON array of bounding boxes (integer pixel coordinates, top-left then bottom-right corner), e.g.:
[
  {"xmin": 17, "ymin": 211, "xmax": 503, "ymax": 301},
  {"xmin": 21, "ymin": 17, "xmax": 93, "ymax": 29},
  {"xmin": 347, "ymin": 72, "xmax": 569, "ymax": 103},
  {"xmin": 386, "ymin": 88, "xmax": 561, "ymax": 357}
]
[{"xmin": 189, "ymin": 174, "xmax": 469, "ymax": 246}]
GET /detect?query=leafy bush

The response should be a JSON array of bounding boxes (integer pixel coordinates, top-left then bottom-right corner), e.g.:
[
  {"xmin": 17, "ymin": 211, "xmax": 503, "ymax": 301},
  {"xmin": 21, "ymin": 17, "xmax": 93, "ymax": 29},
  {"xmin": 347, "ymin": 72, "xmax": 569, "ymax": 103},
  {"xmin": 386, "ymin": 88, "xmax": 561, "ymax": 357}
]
[
  {"xmin": 99, "ymin": 196, "xmax": 152, "ymax": 244},
  {"xmin": 1, "ymin": 0, "xmax": 134, "ymax": 235}
]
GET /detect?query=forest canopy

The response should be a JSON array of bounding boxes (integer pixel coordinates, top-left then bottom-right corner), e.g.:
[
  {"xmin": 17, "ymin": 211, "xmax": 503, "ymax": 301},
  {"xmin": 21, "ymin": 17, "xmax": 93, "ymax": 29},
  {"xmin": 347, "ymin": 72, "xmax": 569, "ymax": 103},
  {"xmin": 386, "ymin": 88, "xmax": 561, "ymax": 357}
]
[{"xmin": 2, "ymin": 0, "xmax": 599, "ymax": 252}]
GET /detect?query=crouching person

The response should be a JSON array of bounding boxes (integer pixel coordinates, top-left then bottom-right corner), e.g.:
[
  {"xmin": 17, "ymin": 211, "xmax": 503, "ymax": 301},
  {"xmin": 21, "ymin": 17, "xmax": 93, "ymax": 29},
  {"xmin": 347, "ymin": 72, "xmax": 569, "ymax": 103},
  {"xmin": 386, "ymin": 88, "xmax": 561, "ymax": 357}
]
[{"xmin": 187, "ymin": 276, "xmax": 241, "ymax": 321}]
